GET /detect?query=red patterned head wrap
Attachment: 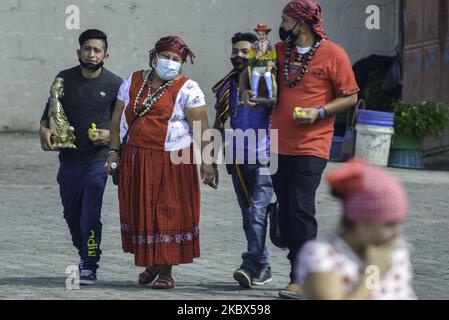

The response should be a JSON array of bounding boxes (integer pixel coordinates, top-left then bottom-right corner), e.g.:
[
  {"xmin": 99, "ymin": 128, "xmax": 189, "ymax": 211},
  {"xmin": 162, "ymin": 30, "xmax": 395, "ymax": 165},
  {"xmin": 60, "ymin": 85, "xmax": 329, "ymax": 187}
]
[
  {"xmin": 326, "ymin": 158, "xmax": 409, "ymax": 223},
  {"xmin": 149, "ymin": 36, "xmax": 196, "ymax": 65},
  {"xmin": 283, "ymin": 0, "xmax": 327, "ymax": 39}
]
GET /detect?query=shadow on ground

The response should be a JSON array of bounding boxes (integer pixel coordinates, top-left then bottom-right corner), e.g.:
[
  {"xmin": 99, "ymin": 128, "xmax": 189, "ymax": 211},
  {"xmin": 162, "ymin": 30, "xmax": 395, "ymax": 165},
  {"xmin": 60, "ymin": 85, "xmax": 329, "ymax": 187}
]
[{"xmin": 0, "ymin": 277, "xmax": 288, "ymax": 299}]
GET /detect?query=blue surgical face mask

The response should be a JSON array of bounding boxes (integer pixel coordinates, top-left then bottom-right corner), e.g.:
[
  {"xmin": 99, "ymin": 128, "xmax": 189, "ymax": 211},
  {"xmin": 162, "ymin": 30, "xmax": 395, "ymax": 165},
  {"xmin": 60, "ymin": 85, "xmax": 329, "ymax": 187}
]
[{"xmin": 155, "ymin": 57, "xmax": 182, "ymax": 80}]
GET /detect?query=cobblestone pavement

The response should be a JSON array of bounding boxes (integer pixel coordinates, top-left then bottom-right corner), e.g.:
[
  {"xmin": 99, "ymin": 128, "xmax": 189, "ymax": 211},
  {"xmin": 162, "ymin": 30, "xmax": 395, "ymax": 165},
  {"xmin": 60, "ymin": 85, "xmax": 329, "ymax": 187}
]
[{"xmin": 0, "ymin": 133, "xmax": 448, "ymax": 300}]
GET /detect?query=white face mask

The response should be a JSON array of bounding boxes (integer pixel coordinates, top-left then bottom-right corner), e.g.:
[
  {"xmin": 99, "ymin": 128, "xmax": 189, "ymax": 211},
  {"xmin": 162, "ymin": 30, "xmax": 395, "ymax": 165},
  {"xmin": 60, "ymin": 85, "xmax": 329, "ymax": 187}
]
[{"xmin": 155, "ymin": 57, "xmax": 182, "ymax": 80}]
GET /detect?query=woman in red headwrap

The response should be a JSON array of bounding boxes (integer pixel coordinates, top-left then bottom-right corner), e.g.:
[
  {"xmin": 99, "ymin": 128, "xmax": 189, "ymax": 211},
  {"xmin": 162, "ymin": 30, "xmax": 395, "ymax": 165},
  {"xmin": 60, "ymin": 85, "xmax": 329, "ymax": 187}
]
[
  {"xmin": 293, "ymin": 159, "xmax": 416, "ymax": 300},
  {"xmin": 107, "ymin": 36, "xmax": 218, "ymax": 289}
]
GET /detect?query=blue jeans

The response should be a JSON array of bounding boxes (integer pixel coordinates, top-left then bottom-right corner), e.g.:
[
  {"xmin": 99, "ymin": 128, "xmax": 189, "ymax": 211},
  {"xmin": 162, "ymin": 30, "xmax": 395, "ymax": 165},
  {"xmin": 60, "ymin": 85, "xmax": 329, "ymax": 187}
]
[
  {"xmin": 57, "ymin": 161, "xmax": 108, "ymax": 271},
  {"xmin": 228, "ymin": 163, "xmax": 273, "ymax": 273}
]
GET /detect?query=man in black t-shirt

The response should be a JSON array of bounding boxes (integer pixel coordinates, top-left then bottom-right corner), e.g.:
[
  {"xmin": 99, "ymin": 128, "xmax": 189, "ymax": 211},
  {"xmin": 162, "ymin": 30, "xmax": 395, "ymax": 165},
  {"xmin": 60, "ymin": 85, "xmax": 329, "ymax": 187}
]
[{"xmin": 39, "ymin": 29, "xmax": 122, "ymax": 285}]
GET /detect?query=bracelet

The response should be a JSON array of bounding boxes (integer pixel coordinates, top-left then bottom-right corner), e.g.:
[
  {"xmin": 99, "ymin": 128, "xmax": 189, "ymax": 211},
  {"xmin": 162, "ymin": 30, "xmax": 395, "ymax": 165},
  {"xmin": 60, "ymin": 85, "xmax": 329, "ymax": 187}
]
[
  {"xmin": 317, "ymin": 106, "xmax": 326, "ymax": 120},
  {"xmin": 108, "ymin": 149, "xmax": 119, "ymax": 155}
]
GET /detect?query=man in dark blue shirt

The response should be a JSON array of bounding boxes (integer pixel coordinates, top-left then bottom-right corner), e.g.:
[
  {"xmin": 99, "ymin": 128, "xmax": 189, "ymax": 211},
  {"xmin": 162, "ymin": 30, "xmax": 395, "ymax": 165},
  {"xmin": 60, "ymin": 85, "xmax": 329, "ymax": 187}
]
[
  {"xmin": 213, "ymin": 32, "xmax": 274, "ymax": 289},
  {"xmin": 39, "ymin": 29, "xmax": 122, "ymax": 285}
]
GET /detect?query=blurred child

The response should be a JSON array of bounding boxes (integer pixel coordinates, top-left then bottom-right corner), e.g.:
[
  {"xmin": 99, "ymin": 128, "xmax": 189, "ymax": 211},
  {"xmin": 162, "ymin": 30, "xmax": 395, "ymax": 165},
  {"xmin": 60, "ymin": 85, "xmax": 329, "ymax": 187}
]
[{"xmin": 294, "ymin": 158, "xmax": 417, "ymax": 300}]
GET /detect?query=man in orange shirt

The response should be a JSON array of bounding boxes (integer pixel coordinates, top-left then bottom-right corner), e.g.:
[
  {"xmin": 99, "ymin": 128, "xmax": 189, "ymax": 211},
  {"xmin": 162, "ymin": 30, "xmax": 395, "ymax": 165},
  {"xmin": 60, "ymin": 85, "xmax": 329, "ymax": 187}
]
[{"xmin": 242, "ymin": 0, "xmax": 359, "ymax": 299}]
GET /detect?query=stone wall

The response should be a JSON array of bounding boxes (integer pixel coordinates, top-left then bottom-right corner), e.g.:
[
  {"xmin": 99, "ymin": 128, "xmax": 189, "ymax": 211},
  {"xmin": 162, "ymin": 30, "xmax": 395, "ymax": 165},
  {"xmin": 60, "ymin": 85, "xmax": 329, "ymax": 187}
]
[{"xmin": 0, "ymin": 0, "xmax": 399, "ymax": 131}]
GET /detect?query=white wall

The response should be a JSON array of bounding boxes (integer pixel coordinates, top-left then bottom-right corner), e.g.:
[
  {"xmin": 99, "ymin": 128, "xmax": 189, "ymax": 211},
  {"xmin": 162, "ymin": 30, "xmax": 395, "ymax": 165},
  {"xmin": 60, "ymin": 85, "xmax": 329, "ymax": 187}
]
[{"xmin": 0, "ymin": 0, "xmax": 399, "ymax": 131}]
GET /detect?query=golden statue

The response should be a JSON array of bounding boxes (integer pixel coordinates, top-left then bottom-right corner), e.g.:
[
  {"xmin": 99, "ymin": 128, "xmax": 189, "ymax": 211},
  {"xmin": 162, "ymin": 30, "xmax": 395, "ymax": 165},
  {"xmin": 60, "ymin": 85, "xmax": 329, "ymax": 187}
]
[
  {"xmin": 88, "ymin": 123, "xmax": 99, "ymax": 140},
  {"xmin": 48, "ymin": 77, "xmax": 77, "ymax": 149}
]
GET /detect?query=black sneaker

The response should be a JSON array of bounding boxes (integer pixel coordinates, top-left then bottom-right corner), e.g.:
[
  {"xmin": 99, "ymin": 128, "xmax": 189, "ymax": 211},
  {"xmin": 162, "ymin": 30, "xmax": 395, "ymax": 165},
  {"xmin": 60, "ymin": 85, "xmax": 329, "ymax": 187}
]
[
  {"xmin": 80, "ymin": 269, "xmax": 97, "ymax": 285},
  {"xmin": 252, "ymin": 266, "xmax": 272, "ymax": 285},
  {"xmin": 233, "ymin": 268, "xmax": 254, "ymax": 289}
]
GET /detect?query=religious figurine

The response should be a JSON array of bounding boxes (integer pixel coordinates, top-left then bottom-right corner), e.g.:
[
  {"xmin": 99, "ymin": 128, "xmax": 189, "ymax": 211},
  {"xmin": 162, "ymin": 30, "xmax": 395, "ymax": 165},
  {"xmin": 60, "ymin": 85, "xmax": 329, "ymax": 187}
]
[
  {"xmin": 47, "ymin": 77, "xmax": 77, "ymax": 149},
  {"xmin": 248, "ymin": 24, "xmax": 277, "ymax": 105},
  {"xmin": 88, "ymin": 122, "xmax": 99, "ymax": 140}
]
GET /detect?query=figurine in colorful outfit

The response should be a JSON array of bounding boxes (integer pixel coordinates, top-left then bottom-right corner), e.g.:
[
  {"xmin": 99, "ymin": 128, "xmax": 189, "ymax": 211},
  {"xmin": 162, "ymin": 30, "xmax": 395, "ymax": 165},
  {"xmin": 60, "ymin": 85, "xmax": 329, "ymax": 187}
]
[{"xmin": 249, "ymin": 24, "xmax": 277, "ymax": 104}]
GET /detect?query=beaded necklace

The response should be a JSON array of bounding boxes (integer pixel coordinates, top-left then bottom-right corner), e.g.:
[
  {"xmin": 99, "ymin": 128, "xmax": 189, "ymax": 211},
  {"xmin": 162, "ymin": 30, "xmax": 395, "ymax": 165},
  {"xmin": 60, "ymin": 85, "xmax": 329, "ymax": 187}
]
[
  {"xmin": 133, "ymin": 70, "xmax": 173, "ymax": 117},
  {"xmin": 283, "ymin": 39, "xmax": 322, "ymax": 88}
]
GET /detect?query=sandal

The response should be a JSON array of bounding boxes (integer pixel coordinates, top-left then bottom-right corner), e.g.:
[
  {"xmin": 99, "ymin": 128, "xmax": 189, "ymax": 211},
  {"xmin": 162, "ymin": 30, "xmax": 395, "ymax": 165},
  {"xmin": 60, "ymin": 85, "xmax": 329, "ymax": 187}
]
[
  {"xmin": 152, "ymin": 274, "xmax": 175, "ymax": 290},
  {"xmin": 138, "ymin": 267, "xmax": 160, "ymax": 285}
]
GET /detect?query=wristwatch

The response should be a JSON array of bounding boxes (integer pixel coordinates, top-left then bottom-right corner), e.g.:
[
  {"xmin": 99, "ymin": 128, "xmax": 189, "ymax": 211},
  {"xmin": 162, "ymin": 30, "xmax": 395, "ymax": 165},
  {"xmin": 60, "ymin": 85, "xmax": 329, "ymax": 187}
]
[
  {"xmin": 108, "ymin": 149, "xmax": 119, "ymax": 155},
  {"xmin": 317, "ymin": 106, "xmax": 326, "ymax": 120}
]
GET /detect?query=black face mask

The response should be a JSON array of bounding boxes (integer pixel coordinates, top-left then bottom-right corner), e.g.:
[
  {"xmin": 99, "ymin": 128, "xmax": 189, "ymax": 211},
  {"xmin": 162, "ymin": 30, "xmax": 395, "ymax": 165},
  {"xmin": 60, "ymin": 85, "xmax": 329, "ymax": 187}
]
[
  {"xmin": 230, "ymin": 56, "xmax": 249, "ymax": 73},
  {"xmin": 279, "ymin": 21, "xmax": 301, "ymax": 46},
  {"xmin": 79, "ymin": 59, "xmax": 104, "ymax": 72}
]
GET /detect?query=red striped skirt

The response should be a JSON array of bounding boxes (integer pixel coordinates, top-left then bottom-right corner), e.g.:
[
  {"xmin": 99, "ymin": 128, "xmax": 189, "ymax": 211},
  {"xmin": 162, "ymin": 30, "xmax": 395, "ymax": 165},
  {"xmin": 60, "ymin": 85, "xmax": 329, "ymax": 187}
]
[{"xmin": 118, "ymin": 144, "xmax": 200, "ymax": 267}]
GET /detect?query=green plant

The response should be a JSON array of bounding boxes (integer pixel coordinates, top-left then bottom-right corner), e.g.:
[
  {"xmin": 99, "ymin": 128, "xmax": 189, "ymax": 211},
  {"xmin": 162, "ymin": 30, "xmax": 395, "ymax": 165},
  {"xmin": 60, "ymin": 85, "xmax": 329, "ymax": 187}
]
[{"xmin": 393, "ymin": 101, "xmax": 449, "ymax": 138}]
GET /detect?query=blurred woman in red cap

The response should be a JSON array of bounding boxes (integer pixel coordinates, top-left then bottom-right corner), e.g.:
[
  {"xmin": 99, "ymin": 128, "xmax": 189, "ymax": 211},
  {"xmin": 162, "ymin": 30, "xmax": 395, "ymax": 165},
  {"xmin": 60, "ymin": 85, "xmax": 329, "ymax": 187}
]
[
  {"xmin": 293, "ymin": 159, "xmax": 417, "ymax": 300},
  {"xmin": 107, "ymin": 36, "xmax": 218, "ymax": 289}
]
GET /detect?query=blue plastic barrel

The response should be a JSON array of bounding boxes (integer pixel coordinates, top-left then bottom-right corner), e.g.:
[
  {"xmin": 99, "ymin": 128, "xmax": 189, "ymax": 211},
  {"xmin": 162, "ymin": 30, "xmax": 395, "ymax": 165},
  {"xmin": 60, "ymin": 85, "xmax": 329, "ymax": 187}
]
[{"xmin": 357, "ymin": 109, "xmax": 394, "ymax": 127}]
